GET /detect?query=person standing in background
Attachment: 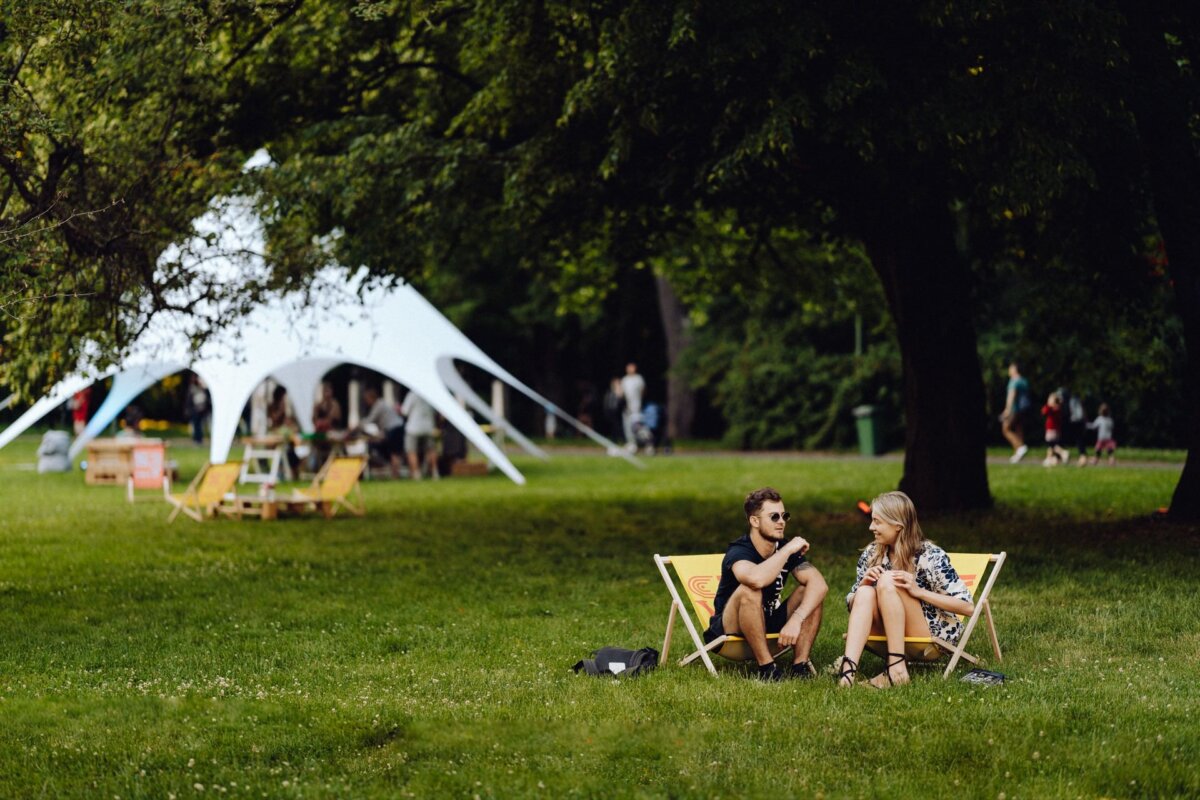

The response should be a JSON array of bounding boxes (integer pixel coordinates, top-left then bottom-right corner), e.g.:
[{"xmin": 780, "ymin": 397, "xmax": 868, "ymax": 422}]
[
  {"xmin": 70, "ymin": 386, "xmax": 92, "ymax": 436},
  {"xmin": 401, "ymin": 390, "xmax": 438, "ymax": 480},
  {"xmin": 356, "ymin": 385, "xmax": 405, "ymax": 478},
  {"xmin": 1002, "ymin": 362, "xmax": 1032, "ymax": 463},
  {"xmin": 184, "ymin": 375, "xmax": 209, "ymax": 444},
  {"xmin": 1088, "ymin": 403, "xmax": 1118, "ymax": 466},
  {"xmin": 620, "ymin": 362, "xmax": 645, "ymax": 453},
  {"xmin": 602, "ymin": 377, "xmax": 625, "ymax": 446}
]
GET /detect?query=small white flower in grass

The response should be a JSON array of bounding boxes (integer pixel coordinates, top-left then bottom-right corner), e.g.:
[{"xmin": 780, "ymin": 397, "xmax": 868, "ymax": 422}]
[{"xmin": 193, "ymin": 784, "xmax": 204, "ymax": 792}]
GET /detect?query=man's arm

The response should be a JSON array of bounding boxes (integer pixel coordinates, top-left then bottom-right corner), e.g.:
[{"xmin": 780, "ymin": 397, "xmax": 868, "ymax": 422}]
[
  {"xmin": 788, "ymin": 562, "xmax": 828, "ymax": 622},
  {"xmin": 730, "ymin": 537, "xmax": 808, "ymax": 589}
]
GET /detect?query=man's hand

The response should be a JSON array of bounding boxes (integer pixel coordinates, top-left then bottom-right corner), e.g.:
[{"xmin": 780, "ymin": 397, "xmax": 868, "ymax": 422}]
[
  {"xmin": 783, "ymin": 536, "xmax": 809, "ymax": 557},
  {"xmin": 778, "ymin": 614, "xmax": 804, "ymax": 647}
]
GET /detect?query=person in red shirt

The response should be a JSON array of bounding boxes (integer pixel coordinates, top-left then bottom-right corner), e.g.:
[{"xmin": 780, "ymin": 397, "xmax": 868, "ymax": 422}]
[
  {"xmin": 70, "ymin": 387, "xmax": 91, "ymax": 435},
  {"xmin": 1041, "ymin": 392, "xmax": 1070, "ymax": 466}
]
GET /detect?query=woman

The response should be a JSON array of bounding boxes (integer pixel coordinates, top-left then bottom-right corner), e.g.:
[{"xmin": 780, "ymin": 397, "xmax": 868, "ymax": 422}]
[{"xmin": 836, "ymin": 491, "xmax": 974, "ymax": 688}]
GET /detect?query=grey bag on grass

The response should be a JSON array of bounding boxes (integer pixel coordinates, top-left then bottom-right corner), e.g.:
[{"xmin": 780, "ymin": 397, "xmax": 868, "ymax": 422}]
[{"xmin": 572, "ymin": 646, "xmax": 659, "ymax": 677}]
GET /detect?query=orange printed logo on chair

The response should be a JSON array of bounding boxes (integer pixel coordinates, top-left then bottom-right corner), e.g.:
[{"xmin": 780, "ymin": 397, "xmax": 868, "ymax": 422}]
[{"xmin": 669, "ymin": 554, "xmax": 725, "ymax": 625}]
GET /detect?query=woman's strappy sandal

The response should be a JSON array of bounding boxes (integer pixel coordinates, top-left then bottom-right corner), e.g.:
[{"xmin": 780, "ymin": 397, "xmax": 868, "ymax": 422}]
[
  {"xmin": 834, "ymin": 656, "xmax": 858, "ymax": 687},
  {"xmin": 869, "ymin": 652, "xmax": 909, "ymax": 688}
]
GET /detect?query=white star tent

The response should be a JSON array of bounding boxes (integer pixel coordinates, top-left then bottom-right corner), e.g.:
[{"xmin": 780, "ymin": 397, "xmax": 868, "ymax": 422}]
[{"xmin": 0, "ymin": 196, "xmax": 634, "ymax": 484}]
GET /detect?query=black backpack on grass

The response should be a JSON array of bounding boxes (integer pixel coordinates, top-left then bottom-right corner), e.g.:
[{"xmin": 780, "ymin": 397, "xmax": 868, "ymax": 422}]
[{"xmin": 572, "ymin": 646, "xmax": 659, "ymax": 677}]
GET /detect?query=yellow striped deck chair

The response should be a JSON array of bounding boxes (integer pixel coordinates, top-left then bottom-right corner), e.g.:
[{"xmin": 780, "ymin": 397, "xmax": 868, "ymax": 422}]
[
  {"xmin": 166, "ymin": 462, "xmax": 242, "ymax": 523},
  {"xmin": 653, "ymin": 553, "xmax": 793, "ymax": 676},
  {"xmin": 283, "ymin": 455, "xmax": 366, "ymax": 518},
  {"xmin": 862, "ymin": 551, "xmax": 1006, "ymax": 678}
]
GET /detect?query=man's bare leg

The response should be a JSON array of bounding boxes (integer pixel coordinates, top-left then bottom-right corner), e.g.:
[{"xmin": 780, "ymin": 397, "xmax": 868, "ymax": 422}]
[{"xmin": 721, "ymin": 586, "xmax": 774, "ymax": 666}]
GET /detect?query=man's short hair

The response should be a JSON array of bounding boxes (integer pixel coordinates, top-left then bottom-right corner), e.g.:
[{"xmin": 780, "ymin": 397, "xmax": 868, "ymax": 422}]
[{"xmin": 744, "ymin": 487, "xmax": 782, "ymax": 519}]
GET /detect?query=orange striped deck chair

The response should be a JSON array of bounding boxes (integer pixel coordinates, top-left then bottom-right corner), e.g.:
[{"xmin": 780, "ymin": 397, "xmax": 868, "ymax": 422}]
[
  {"xmin": 862, "ymin": 551, "xmax": 1006, "ymax": 678},
  {"xmin": 653, "ymin": 553, "xmax": 793, "ymax": 676},
  {"xmin": 283, "ymin": 455, "xmax": 366, "ymax": 518},
  {"xmin": 166, "ymin": 461, "xmax": 242, "ymax": 523}
]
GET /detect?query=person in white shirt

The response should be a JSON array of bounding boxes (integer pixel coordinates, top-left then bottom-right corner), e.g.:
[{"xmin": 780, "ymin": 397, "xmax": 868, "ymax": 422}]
[
  {"xmin": 401, "ymin": 390, "xmax": 438, "ymax": 480},
  {"xmin": 356, "ymin": 386, "xmax": 404, "ymax": 478},
  {"xmin": 620, "ymin": 362, "xmax": 646, "ymax": 451}
]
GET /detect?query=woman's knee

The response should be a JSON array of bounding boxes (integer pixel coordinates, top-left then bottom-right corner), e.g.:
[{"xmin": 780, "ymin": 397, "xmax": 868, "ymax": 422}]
[
  {"xmin": 851, "ymin": 585, "xmax": 877, "ymax": 612},
  {"xmin": 875, "ymin": 574, "xmax": 900, "ymax": 594}
]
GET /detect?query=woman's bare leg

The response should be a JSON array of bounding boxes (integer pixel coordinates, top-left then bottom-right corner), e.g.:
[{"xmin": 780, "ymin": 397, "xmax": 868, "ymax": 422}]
[
  {"xmin": 840, "ymin": 586, "xmax": 880, "ymax": 685},
  {"xmin": 870, "ymin": 574, "xmax": 931, "ymax": 686}
]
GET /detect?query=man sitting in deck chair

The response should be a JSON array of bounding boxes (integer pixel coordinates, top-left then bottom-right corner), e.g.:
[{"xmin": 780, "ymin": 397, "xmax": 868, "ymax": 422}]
[{"xmin": 706, "ymin": 487, "xmax": 828, "ymax": 681}]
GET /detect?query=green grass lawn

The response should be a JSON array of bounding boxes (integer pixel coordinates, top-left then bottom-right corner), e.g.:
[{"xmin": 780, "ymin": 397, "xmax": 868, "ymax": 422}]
[{"xmin": 0, "ymin": 437, "xmax": 1195, "ymax": 798}]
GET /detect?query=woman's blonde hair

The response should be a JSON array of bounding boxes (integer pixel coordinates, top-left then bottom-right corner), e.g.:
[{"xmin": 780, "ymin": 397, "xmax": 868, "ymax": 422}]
[{"xmin": 866, "ymin": 490, "xmax": 927, "ymax": 573}]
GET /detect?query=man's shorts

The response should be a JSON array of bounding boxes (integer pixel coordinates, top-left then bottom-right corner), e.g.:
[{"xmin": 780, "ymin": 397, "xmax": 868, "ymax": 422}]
[
  {"xmin": 704, "ymin": 602, "xmax": 790, "ymax": 644},
  {"xmin": 379, "ymin": 425, "xmax": 405, "ymax": 459},
  {"xmin": 405, "ymin": 432, "xmax": 435, "ymax": 455}
]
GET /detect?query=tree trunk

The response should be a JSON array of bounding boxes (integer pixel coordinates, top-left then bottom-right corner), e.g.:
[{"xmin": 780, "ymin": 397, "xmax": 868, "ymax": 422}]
[
  {"xmin": 654, "ymin": 273, "xmax": 695, "ymax": 440},
  {"xmin": 863, "ymin": 206, "xmax": 992, "ymax": 513},
  {"xmin": 1122, "ymin": 5, "xmax": 1200, "ymax": 520}
]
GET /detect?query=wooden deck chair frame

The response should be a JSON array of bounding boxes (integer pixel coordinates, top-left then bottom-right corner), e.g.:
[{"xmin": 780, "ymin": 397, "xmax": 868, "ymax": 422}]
[
  {"xmin": 284, "ymin": 455, "xmax": 366, "ymax": 518},
  {"xmin": 859, "ymin": 551, "xmax": 1006, "ymax": 678},
  {"xmin": 239, "ymin": 442, "xmax": 286, "ymax": 486},
  {"xmin": 166, "ymin": 461, "xmax": 242, "ymax": 523},
  {"xmin": 654, "ymin": 553, "xmax": 793, "ymax": 676}
]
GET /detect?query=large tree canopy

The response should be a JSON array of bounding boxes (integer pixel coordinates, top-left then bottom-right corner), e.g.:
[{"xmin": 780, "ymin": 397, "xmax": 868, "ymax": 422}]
[{"xmin": 4, "ymin": 1, "xmax": 1200, "ymax": 514}]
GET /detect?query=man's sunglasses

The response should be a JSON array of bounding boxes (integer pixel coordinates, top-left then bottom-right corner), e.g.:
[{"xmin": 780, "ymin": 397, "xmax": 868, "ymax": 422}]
[{"xmin": 763, "ymin": 511, "xmax": 791, "ymax": 523}]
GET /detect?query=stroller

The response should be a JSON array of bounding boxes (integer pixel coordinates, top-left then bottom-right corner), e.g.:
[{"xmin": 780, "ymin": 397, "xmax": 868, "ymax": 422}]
[{"xmin": 633, "ymin": 403, "xmax": 663, "ymax": 454}]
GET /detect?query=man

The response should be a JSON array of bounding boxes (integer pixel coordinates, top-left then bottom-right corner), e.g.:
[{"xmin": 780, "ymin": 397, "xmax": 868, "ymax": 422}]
[
  {"xmin": 619, "ymin": 362, "xmax": 645, "ymax": 451},
  {"xmin": 356, "ymin": 385, "xmax": 405, "ymax": 478},
  {"xmin": 706, "ymin": 487, "xmax": 828, "ymax": 681},
  {"xmin": 1001, "ymin": 361, "xmax": 1031, "ymax": 463},
  {"xmin": 400, "ymin": 389, "xmax": 437, "ymax": 480}
]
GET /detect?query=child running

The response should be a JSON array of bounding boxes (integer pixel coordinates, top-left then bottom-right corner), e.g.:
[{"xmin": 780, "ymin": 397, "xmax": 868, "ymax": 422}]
[
  {"xmin": 1041, "ymin": 392, "xmax": 1070, "ymax": 466},
  {"xmin": 1088, "ymin": 403, "xmax": 1117, "ymax": 466}
]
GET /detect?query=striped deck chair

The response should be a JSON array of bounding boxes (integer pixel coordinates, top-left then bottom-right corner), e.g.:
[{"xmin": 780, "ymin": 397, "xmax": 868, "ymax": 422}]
[
  {"xmin": 283, "ymin": 455, "xmax": 366, "ymax": 518},
  {"xmin": 653, "ymin": 553, "xmax": 793, "ymax": 676},
  {"xmin": 165, "ymin": 461, "xmax": 242, "ymax": 523},
  {"xmin": 861, "ymin": 551, "xmax": 1006, "ymax": 678}
]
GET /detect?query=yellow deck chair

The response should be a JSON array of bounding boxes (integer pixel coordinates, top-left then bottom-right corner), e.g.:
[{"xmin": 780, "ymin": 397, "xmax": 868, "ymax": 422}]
[
  {"xmin": 654, "ymin": 553, "xmax": 794, "ymax": 676},
  {"xmin": 282, "ymin": 455, "xmax": 366, "ymax": 518},
  {"xmin": 861, "ymin": 551, "xmax": 1006, "ymax": 678},
  {"xmin": 165, "ymin": 462, "xmax": 242, "ymax": 523}
]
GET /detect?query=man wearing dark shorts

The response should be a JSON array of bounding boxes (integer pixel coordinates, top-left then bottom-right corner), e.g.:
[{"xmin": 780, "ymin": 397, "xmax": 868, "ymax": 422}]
[{"xmin": 706, "ymin": 487, "xmax": 828, "ymax": 681}]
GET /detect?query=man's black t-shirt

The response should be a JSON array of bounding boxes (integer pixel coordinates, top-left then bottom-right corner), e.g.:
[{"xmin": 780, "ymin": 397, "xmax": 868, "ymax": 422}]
[{"xmin": 710, "ymin": 534, "xmax": 806, "ymax": 627}]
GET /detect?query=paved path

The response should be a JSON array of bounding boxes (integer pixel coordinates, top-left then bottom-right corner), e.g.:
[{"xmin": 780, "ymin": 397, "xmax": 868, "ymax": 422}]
[{"xmin": 528, "ymin": 443, "xmax": 1185, "ymax": 471}]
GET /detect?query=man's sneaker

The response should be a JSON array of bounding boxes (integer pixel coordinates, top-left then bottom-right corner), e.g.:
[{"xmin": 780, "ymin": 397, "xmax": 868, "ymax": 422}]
[
  {"xmin": 1010, "ymin": 444, "xmax": 1029, "ymax": 463},
  {"xmin": 789, "ymin": 660, "xmax": 816, "ymax": 680},
  {"xmin": 755, "ymin": 663, "xmax": 785, "ymax": 682}
]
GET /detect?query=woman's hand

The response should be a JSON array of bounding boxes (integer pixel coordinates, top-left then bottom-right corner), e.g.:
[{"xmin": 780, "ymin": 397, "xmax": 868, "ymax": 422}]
[
  {"xmin": 862, "ymin": 565, "xmax": 885, "ymax": 586},
  {"xmin": 888, "ymin": 570, "xmax": 919, "ymax": 596}
]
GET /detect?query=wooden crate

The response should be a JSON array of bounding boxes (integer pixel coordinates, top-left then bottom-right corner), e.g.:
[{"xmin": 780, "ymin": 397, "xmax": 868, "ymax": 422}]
[
  {"xmin": 86, "ymin": 438, "xmax": 164, "ymax": 485},
  {"xmin": 450, "ymin": 461, "xmax": 489, "ymax": 477}
]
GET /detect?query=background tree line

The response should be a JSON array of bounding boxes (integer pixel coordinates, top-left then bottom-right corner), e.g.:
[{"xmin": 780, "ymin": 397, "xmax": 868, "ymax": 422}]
[{"xmin": 2, "ymin": 0, "xmax": 1198, "ymax": 514}]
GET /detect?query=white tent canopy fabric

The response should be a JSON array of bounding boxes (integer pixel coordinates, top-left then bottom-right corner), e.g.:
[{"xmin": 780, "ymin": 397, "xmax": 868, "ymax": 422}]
[{"xmin": 0, "ymin": 197, "xmax": 634, "ymax": 484}]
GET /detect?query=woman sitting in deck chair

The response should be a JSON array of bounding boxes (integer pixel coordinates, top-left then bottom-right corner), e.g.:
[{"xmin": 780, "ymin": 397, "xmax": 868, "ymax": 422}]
[{"xmin": 836, "ymin": 491, "xmax": 974, "ymax": 688}]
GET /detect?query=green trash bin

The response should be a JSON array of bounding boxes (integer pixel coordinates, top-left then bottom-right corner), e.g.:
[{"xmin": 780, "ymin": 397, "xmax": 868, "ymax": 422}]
[{"xmin": 853, "ymin": 404, "xmax": 884, "ymax": 456}]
